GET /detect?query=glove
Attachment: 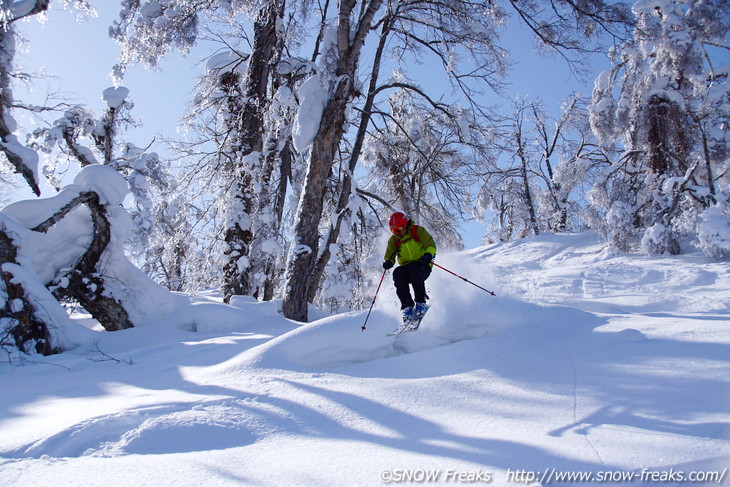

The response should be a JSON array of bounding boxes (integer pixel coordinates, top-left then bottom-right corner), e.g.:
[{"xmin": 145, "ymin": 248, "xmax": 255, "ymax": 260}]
[
  {"xmin": 420, "ymin": 253, "xmax": 433, "ymax": 264},
  {"xmin": 383, "ymin": 260, "xmax": 394, "ymax": 270}
]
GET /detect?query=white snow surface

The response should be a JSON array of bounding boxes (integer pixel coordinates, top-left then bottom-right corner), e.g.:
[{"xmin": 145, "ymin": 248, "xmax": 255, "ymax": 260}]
[{"xmin": 1, "ymin": 232, "xmax": 729, "ymax": 486}]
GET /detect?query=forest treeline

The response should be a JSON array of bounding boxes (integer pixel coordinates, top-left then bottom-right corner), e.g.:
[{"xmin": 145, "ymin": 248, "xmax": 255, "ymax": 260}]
[{"xmin": 0, "ymin": 0, "xmax": 728, "ymax": 355}]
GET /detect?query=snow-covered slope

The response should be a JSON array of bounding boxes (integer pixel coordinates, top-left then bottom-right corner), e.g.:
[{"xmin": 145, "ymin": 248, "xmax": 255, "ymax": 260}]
[{"xmin": 1, "ymin": 232, "xmax": 728, "ymax": 486}]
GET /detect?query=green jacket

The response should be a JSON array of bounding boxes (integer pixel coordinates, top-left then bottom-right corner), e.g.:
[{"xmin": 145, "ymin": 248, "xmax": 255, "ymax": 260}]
[{"xmin": 384, "ymin": 222, "xmax": 437, "ymax": 266}]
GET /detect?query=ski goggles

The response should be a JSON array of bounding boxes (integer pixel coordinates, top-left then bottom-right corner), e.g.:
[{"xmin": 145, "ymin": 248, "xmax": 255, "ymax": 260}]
[{"xmin": 390, "ymin": 225, "xmax": 406, "ymax": 234}]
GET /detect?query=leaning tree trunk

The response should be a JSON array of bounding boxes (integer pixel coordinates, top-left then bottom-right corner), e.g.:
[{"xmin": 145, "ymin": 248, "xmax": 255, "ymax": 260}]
[
  {"xmin": 2, "ymin": 189, "xmax": 134, "ymax": 356},
  {"xmin": 282, "ymin": 0, "xmax": 383, "ymax": 322},
  {"xmin": 307, "ymin": 14, "xmax": 393, "ymax": 303},
  {"xmin": 41, "ymin": 193, "xmax": 134, "ymax": 331},
  {"xmin": 69, "ymin": 195, "xmax": 133, "ymax": 331}
]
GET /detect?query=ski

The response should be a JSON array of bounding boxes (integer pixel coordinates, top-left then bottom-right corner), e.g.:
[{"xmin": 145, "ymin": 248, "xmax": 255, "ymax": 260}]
[
  {"xmin": 385, "ymin": 305, "xmax": 429, "ymax": 336},
  {"xmin": 385, "ymin": 322, "xmax": 415, "ymax": 337}
]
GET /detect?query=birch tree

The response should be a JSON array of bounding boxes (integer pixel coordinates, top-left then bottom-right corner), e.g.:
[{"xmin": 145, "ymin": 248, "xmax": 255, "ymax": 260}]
[{"xmin": 281, "ymin": 0, "xmax": 384, "ymax": 321}]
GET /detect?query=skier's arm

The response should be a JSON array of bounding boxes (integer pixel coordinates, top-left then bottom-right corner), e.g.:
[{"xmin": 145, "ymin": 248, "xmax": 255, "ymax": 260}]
[
  {"xmin": 383, "ymin": 237, "xmax": 399, "ymax": 265},
  {"xmin": 417, "ymin": 227, "xmax": 437, "ymax": 258}
]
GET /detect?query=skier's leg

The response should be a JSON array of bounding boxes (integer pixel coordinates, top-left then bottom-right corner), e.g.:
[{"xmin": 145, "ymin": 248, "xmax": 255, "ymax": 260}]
[
  {"xmin": 393, "ymin": 266, "xmax": 415, "ymax": 309},
  {"xmin": 408, "ymin": 263, "xmax": 431, "ymax": 303}
]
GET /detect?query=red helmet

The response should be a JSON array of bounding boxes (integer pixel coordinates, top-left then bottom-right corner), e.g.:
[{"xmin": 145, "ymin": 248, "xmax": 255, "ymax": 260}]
[{"xmin": 389, "ymin": 212, "xmax": 408, "ymax": 234}]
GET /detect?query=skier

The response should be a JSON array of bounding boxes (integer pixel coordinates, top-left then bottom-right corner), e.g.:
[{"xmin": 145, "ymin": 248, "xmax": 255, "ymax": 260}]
[{"xmin": 382, "ymin": 211, "xmax": 437, "ymax": 324}]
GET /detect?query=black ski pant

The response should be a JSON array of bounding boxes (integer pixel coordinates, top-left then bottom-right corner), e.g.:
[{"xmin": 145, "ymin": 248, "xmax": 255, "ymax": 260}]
[{"xmin": 393, "ymin": 262, "xmax": 431, "ymax": 309}]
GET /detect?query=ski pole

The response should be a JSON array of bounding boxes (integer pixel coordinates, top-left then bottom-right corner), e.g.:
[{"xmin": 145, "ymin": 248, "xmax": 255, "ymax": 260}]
[
  {"xmin": 432, "ymin": 262, "xmax": 496, "ymax": 296},
  {"xmin": 362, "ymin": 269, "xmax": 388, "ymax": 331}
]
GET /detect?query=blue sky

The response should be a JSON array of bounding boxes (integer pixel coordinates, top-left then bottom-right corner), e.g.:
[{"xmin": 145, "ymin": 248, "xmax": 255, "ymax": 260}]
[
  {"xmin": 15, "ymin": 2, "xmax": 201, "ymax": 158},
  {"xmin": 13, "ymin": 2, "xmax": 609, "ymax": 248}
]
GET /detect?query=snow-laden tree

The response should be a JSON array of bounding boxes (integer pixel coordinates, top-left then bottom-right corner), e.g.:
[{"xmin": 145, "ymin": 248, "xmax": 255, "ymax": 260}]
[
  {"xmin": 283, "ymin": 0, "xmax": 632, "ymax": 321},
  {"xmin": 360, "ymin": 88, "xmax": 482, "ymax": 249},
  {"xmin": 0, "ymin": 1, "xmax": 146, "ymax": 354},
  {"xmin": 2, "ymin": 83, "xmax": 182, "ymax": 350},
  {"xmin": 1, "ymin": 86, "xmax": 186, "ymax": 355},
  {"xmin": 112, "ymin": 0, "xmax": 304, "ymax": 302},
  {"xmin": 477, "ymin": 96, "xmax": 610, "ymax": 242},
  {"xmin": 589, "ymin": 0, "xmax": 730, "ymax": 254},
  {"xmin": 1, "ymin": 160, "xmax": 196, "ymax": 357},
  {"xmin": 27, "ymin": 87, "xmax": 179, "ymax": 286},
  {"xmin": 28, "ymin": 87, "xmax": 136, "ymax": 171},
  {"xmin": 213, "ymin": 1, "xmax": 288, "ymax": 302}
]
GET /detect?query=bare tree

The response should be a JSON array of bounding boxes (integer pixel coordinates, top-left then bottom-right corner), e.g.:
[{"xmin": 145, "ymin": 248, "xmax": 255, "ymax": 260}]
[
  {"xmin": 0, "ymin": 1, "xmax": 143, "ymax": 355},
  {"xmin": 362, "ymin": 88, "xmax": 477, "ymax": 248}
]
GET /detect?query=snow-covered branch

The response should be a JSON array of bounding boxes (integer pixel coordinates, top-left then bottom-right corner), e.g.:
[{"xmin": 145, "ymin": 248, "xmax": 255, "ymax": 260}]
[{"xmin": 30, "ymin": 192, "xmax": 97, "ymax": 233}]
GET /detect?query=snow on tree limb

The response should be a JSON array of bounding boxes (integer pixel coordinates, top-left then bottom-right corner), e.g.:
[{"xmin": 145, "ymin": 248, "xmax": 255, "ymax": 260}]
[{"xmin": 0, "ymin": 134, "xmax": 40, "ymax": 196}]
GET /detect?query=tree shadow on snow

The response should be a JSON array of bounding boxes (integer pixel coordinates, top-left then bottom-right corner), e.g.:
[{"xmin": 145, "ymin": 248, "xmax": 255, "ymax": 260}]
[
  {"xmin": 0, "ymin": 326, "xmax": 279, "ymax": 433},
  {"xmin": 269, "ymin": 378, "xmax": 618, "ymax": 474},
  {"xmin": 331, "ymin": 301, "xmax": 730, "ymax": 466}
]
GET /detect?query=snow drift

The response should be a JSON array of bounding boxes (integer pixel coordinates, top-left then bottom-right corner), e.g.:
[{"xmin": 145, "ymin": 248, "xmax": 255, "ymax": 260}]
[{"xmin": 0, "ymin": 232, "xmax": 728, "ymax": 487}]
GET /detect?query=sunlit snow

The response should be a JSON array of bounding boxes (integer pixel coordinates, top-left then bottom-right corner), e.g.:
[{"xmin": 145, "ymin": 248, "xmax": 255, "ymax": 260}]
[{"xmin": 1, "ymin": 231, "xmax": 728, "ymax": 486}]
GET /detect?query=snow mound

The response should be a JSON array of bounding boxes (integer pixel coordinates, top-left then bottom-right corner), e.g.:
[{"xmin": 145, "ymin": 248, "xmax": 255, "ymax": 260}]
[
  {"xmin": 229, "ymin": 297, "xmax": 602, "ymax": 371},
  {"xmin": 11, "ymin": 399, "xmax": 289, "ymax": 458},
  {"xmin": 469, "ymin": 231, "xmax": 730, "ymax": 314},
  {"xmin": 616, "ymin": 328, "xmax": 647, "ymax": 342}
]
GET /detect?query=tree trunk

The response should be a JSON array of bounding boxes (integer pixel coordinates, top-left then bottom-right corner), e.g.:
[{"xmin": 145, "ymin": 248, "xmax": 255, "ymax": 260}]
[
  {"xmin": 515, "ymin": 123, "xmax": 539, "ymax": 236},
  {"xmin": 1, "ymin": 226, "xmax": 55, "ymax": 355},
  {"xmin": 284, "ymin": 78, "xmax": 351, "ymax": 320},
  {"xmin": 219, "ymin": 69, "xmax": 252, "ymax": 302},
  {"xmin": 62, "ymin": 194, "xmax": 134, "ymax": 331},
  {"xmin": 221, "ymin": 0, "xmax": 283, "ymax": 302},
  {"xmin": 282, "ymin": 0, "xmax": 383, "ymax": 321},
  {"xmin": 307, "ymin": 15, "xmax": 393, "ymax": 303}
]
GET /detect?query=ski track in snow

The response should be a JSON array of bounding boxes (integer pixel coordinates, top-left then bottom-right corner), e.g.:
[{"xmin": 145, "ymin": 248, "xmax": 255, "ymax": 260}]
[{"xmin": 1, "ymin": 232, "xmax": 729, "ymax": 486}]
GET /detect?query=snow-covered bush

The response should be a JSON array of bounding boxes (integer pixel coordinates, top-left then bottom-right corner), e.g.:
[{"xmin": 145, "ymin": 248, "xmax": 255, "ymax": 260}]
[
  {"xmin": 604, "ymin": 200, "xmax": 637, "ymax": 252},
  {"xmin": 588, "ymin": 0, "xmax": 730, "ymax": 255},
  {"xmin": 698, "ymin": 202, "xmax": 730, "ymax": 259}
]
